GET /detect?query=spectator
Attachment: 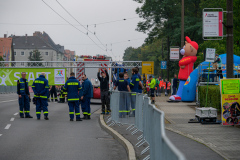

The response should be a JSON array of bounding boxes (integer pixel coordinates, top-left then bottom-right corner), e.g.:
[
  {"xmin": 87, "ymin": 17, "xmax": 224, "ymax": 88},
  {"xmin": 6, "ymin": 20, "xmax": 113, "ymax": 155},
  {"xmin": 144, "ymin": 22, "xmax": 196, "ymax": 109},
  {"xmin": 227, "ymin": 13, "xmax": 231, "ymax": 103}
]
[
  {"xmin": 155, "ymin": 77, "xmax": 160, "ymax": 97},
  {"xmin": 148, "ymin": 76, "xmax": 156, "ymax": 104},
  {"xmin": 172, "ymin": 74, "xmax": 179, "ymax": 95}
]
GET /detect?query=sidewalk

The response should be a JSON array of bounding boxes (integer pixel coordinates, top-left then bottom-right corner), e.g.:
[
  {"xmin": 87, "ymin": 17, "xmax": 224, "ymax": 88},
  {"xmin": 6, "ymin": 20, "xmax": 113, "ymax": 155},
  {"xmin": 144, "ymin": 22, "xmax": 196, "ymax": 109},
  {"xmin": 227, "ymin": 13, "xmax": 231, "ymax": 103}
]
[{"xmin": 155, "ymin": 96, "xmax": 240, "ymax": 160}]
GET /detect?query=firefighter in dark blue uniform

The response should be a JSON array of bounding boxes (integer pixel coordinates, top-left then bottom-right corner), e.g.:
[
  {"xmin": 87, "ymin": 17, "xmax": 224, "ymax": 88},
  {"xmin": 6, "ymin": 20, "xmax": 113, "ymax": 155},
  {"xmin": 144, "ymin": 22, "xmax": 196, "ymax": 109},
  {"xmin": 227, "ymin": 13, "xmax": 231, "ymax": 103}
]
[
  {"xmin": 32, "ymin": 72, "xmax": 49, "ymax": 120},
  {"xmin": 130, "ymin": 68, "xmax": 142, "ymax": 116},
  {"xmin": 80, "ymin": 74, "xmax": 93, "ymax": 120},
  {"xmin": 64, "ymin": 72, "xmax": 82, "ymax": 121},
  {"xmin": 114, "ymin": 72, "xmax": 131, "ymax": 117},
  {"xmin": 17, "ymin": 72, "xmax": 33, "ymax": 118}
]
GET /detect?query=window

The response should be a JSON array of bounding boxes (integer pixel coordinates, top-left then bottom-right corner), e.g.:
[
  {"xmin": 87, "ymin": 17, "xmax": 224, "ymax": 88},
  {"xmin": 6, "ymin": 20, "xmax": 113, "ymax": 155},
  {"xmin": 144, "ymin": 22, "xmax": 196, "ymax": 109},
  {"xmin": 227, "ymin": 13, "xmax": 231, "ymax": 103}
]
[
  {"xmin": 21, "ymin": 62, "xmax": 24, "ymax": 66},
  {"xmin": 45, "ymin": 52, "xmax": 48, "ymax": 56},
  {"xmin": 14, "ymin": 52, "xmax": 16, "ymax": 56},
  {"xmin": 21, "ymin": 51, "xmax": 24, "ymax": 56}
]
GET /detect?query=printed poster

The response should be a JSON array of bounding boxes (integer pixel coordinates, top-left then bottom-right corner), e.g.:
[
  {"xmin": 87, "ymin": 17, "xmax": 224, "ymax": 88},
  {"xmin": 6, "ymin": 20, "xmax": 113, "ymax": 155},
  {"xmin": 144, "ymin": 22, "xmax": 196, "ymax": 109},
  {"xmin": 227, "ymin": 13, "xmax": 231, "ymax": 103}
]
[
  {"xmin": 220, "ymin": 79, "xmax": 240, "ymax": 125},
  {"xmin": 54, "ymin": 69, "xmax": 66, "ymax": 84}
]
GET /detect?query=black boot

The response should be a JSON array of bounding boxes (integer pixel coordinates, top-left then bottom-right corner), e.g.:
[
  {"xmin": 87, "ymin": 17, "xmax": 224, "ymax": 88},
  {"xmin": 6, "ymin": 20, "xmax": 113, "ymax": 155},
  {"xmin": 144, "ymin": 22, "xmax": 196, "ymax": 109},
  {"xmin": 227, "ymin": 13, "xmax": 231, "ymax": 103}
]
[
  {"xmin": 44, "ymin": 116, "xmax": 49, "ymax": 120},
  {"xmin": 70, "ymin": 119, "xmax": 73, "ymax": 121},
  {"xmin": 87, "ymin": 115, "xmax": 91, "ymax": 120},
  {"xmin": 25, "ymin": 115, "xmax": 33, "ymax": 118},
  {"xmin": 82, "ymin": 114, "xmax": 87, "ymax": 120},
  {"xmin": 76, "ymin": 118, "xmax": 82, "ymax": 121}
]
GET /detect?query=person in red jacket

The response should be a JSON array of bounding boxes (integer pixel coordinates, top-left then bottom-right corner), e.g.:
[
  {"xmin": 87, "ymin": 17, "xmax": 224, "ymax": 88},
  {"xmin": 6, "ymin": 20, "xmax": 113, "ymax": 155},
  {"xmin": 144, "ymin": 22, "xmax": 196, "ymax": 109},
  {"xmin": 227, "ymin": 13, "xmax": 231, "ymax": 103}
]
[{"xmin": 169, "ymin": 36, "xmax": 198, "ymax": 101}]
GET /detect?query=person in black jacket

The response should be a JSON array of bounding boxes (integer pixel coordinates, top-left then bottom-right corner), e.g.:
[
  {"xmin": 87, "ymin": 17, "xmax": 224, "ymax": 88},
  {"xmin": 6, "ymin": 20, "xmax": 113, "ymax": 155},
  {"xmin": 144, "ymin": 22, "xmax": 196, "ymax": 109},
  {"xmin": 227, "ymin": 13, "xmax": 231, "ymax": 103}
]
[
  {"xmin": 172, "ymin": 74, "xmax": 179, "ymax": 95},
  {"xmin": 97, "ymin": 68, "xmax": 110, "ymax": 114}
]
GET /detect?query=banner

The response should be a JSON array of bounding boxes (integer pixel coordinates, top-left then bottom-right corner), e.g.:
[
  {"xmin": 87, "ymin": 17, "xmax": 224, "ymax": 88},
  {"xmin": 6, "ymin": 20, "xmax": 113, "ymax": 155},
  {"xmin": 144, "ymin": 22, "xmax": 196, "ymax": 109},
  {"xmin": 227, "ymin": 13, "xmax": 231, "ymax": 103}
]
[
  {"xmin": 0, "ymin": 68, "xmax": 66, "ymax": 86},
  {"xmin": 203, "ymin": 11, "xmax": 223, "ymax": 37},
  {"xmin": 220, "ymin": 79, "xmax": 240, "ymax": 125}
]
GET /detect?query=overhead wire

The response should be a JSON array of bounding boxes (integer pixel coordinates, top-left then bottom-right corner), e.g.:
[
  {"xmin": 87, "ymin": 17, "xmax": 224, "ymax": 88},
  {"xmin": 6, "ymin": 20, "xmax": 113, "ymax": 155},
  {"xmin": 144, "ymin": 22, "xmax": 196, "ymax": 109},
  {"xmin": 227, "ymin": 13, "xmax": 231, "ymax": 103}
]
[
  {"xmin": 42, "ymin": 0, "xmax": 106, "ymax": 52},
  {"xmin": 55, "ymin": 0, "xmax": 111, "ymax": 57}
]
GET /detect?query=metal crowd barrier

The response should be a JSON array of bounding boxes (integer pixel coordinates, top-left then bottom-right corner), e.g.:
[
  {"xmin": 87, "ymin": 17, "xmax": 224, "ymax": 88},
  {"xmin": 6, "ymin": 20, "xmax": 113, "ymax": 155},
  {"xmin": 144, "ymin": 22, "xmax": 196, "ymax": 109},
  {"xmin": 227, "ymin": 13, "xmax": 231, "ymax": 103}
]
[
  {"xmin": 0, "ymin": 86, "xmax": 17, "ymax": 94},
  {"xmin": 107, "ymin": 91, "xmax": 185, "ymax": 160}
]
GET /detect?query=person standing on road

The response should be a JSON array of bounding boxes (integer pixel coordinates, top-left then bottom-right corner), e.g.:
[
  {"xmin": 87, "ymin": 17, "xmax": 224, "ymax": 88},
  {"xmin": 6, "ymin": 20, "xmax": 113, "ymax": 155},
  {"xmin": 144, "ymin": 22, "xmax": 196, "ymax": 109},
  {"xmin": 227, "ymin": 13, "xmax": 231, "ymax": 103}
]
[
  {"xmin": 64, "ymin": 72, "xmax": 82, "ymax": 121},
  {"xmin": 80, "ymin": 74, "xmax": 93, "ymax": 120},
  {"xmin": 32, "ymin": 72, "xmax": 49, "ymax": 120},
  {"xmin": 172, "ymin": 74, "xmax": 179, "ymax": 95},
  {"xmin": 17, "ymin": 72, "xmax": 33, "ymax": 118},
  {"xmin": 148, "ymin": 76, "xmax": 156, "ymax": 104},
  {"xmin": 130, "ymin": 68, "xmax": 142, "ymax": 116},
  {"xmin": 114, "ymin": 72, "xmax": 131, "ymax": 117},
  {"xmin": 155, "ymin": 77, "xmax": 160, "ymax": 97},
  {"xmin": 97, "ymin": 68, "xmax": 110, "ymax": 115},
  {"xmin": 50, "ymin": 85, "xmax": 58, "ymax": 102}
]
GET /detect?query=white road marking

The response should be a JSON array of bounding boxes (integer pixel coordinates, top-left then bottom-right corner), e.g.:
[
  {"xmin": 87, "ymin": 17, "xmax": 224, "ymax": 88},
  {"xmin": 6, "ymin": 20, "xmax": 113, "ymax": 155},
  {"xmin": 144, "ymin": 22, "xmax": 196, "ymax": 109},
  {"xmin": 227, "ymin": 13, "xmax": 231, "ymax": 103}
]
[
  {"xmin": 4, "ymin": 124, "xmax": 11, "ymax": 129},
  {"xmin": 0, "ymin": 134, "xmax": 2, "ymax": 136},
  {"xmin": 1, "ymin": 99, "xmax": 18, "ymax": 103},
  {"xmin": 10, "ymin": 118, "xmax": 14, "ymax": 121},
  {"xmin": 14, "ymin": 113, "xmax": 18, "ymax": 116}
]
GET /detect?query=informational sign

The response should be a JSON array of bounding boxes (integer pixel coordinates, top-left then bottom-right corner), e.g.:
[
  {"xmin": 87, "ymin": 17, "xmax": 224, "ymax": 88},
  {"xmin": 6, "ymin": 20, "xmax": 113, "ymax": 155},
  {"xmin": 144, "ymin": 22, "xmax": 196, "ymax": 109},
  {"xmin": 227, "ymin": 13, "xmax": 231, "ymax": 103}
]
[
  {"xmin": 142, "ymin": 61, "xmax": 154, "ymax": 75},
  {"xmin": 170, "ymin": 47, "xmax": 179, "ymax": 60},
  {"xmin": 205, "ymin": 48, "xmax": 216, "ymax": 62},
  {"xmin": 0, "ymin": 68, "xmax": 66, "ymax": 86},
  {"xmin": 203, "ymin": 11, "xmax": 223, "ymax": 37},
  {"xmin": 220, "ymin": 79, "xmax": 240, "ymax": 125},
  {"xmin": 161, "ymin": 61, "xmax": 167, "ymax": 69}
]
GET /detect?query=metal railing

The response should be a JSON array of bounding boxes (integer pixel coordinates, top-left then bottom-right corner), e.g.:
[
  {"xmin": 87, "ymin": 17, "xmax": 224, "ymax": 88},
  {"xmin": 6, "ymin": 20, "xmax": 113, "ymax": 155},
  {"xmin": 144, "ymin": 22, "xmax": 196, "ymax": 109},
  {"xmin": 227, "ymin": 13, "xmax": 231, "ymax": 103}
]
[
  {"xmin": 0, "ymin": 86, "xmax": 17, "ymax": 94},
  {"xmin": 0, "ymin": 61, "xmax": 142, "ymax": 68},
  {"xmin": 107, "ymin": 91, "xmax": 185, "ymax": 160}
]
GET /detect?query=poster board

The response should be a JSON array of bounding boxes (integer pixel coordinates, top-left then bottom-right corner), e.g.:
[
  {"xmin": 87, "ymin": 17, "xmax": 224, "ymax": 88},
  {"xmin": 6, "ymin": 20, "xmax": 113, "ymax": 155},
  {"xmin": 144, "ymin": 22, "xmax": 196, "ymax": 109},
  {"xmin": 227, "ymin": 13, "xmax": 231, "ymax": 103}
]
[
  {"xmin": 220, "ymin": 78, "xmax": 240, "ymax": 125},
  {"xmin": 142, "ymin": 61, "xmax": 154, "ymax": 75}
]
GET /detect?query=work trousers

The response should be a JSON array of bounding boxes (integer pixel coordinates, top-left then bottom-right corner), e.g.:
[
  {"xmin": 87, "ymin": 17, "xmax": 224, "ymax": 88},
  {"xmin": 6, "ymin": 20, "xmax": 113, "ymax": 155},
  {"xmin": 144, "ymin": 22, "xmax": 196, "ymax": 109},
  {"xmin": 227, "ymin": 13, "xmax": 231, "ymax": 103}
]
[
  {"xmin": 50, "ymin": 90, "xmax": 58, "ymax": 101},
  {"xmin": 119, "ymin": 92, "xmax": 131, "ymax": 117},
  {"xmin": 81, "ymin": 98, "xmax": 91, "ymax": 116},
  {"xmin": 130, "ymin": 93, "xmax": 136, "ymax": 115},
  {"xmin": 19, "ymin": 95, "xmax": 30, "ymax": 117},
  {"xmin": 156, "ymin": 86, "xmax": 161, "ymax": 96},
  {"xmin": 68, "ymin": 101, "xmax": 80, "ymax": 119},
  {"xmin": 101, "ymin": 90, "xmax": 110, "ymax": 113},
  {"xmin": 36, "ymin": 98, "xmax": 48, "ymax": 118}
]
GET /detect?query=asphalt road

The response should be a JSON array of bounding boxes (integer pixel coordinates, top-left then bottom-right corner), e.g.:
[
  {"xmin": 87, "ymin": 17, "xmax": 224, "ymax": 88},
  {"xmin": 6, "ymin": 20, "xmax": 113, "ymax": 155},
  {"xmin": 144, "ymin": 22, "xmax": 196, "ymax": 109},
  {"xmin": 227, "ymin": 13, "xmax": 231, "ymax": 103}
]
[{"xmin": 0, "ymin": 93, "xmax": 127, "ymax": 160}]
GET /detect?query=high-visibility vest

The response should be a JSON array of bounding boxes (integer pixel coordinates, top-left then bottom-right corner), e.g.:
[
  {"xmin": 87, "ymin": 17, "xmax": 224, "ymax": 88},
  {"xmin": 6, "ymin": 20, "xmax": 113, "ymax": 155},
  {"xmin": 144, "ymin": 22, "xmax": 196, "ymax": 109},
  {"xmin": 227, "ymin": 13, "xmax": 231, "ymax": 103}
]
[
  {"xmin": 167, "ymin": 82, "xmax": 171, "ymax": 90},
  {"xmin": 159, "ymin": 80, "xmax": 163, "ymax": 88},
  {"xmin": 163, "ymin": 82, "xmax": 166, "ymax": 89}
]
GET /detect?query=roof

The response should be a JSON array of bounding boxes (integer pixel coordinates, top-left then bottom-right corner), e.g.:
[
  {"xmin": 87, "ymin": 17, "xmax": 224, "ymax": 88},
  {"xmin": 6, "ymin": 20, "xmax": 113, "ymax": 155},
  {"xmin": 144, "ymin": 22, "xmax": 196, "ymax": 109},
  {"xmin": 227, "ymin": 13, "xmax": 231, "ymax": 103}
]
[
  {"xmin": 12, "ymin": 36, "xmax": 53, "ymax": 50},
  {"xmin": 0, "ymin": 38, "xmax": 12, "ymax": 57}
]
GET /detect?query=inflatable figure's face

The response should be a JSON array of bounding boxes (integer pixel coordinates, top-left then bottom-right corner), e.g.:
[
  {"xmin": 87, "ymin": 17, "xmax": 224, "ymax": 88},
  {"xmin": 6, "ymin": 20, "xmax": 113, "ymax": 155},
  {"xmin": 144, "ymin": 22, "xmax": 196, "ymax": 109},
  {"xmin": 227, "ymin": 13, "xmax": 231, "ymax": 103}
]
[{"xmin": 183, "ymin": 41, "xmax": 197, "ymax": 57}]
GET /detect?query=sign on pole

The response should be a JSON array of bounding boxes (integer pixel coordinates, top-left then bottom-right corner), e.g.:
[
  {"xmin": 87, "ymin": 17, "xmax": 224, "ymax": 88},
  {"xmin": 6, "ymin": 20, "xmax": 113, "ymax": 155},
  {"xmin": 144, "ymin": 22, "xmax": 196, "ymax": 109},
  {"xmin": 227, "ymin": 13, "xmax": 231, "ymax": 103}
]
[
  {"xmin": 142, "ymin": 61, "xmax": 154, "ymax": 75},
  {"xmin": 170, "ymin": 47, "xmax": 179, "ymax": 60},
  {"xmin": 203, "ymin": 9, "xmax": 223, "ymax": 40},
  {"xmin": 220, "ymin": 79, "xmax": 240, "ymax": 125},
  {"xmin": 161, "ymin": 61, "xmax": 167, "ymax": 69},
  {"xmin": 205, "ymin": 48, "xmax": 216, "ymax": 62}
]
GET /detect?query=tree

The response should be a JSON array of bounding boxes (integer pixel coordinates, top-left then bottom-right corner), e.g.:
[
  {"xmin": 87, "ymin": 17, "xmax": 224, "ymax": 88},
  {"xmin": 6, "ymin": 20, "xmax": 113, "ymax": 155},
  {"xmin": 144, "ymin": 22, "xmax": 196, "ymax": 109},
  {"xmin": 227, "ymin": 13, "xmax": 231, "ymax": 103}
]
[{"xmin": 28, "ymin": 49, "xmax": 43, "ymax": 66}]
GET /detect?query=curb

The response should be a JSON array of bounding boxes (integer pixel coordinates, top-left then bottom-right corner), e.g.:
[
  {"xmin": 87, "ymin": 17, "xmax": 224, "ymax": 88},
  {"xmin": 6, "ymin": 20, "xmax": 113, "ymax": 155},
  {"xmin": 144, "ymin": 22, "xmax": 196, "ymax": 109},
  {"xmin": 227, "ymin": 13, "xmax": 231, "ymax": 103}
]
[
  {"xmin": 165, "ymin": 127, "xmax": 229, "ymax": 160},
  {"xmin": 99, "ymin": 114, "xmax": 136, "ymax": 160}
]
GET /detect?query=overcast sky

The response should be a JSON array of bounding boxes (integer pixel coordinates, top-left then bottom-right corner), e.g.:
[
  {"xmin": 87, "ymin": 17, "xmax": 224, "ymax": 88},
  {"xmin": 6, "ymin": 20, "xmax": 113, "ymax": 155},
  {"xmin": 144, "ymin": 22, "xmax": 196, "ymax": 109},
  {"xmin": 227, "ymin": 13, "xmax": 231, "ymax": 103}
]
[{"xmin": 0, "ymin": 0, "xmax": 147, "ymax": 61}]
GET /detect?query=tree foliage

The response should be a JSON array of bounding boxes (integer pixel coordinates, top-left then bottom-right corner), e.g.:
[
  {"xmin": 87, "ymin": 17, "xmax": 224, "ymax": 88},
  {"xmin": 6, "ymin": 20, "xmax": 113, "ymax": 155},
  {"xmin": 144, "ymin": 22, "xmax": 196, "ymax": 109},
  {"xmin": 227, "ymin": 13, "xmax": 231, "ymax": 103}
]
[
  {"xmin": 123, "ymin": 0, "xmax": 240, "ymax": 79},
  {"xmin": 28, "ymin": 49, "xmax": 43, "ymax": 66}
]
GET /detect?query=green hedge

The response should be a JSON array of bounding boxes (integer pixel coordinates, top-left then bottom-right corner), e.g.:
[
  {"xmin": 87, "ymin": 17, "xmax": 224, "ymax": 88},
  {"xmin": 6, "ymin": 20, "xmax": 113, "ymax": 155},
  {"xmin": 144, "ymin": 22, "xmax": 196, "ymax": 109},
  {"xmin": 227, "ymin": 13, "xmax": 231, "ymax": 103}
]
[{"xmin": 198, "ymin": 85, "xmax": 221, "ymax": 111}]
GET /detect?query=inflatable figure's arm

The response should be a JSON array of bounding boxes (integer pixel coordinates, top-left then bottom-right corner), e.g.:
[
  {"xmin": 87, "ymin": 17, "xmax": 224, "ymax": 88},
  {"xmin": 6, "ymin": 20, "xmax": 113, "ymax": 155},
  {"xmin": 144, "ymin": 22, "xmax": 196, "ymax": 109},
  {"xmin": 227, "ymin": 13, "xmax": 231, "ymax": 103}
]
[{"xmin": 179, "ymin": 57, "xmax": 192, "ymax": 66}]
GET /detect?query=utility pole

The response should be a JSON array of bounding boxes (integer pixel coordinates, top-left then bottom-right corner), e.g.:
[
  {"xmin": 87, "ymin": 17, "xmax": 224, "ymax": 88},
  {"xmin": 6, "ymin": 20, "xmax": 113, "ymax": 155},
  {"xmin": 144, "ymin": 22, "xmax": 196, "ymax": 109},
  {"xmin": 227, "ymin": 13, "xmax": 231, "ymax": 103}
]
[
  {"xmin": 167, "ymin": 36, "xmax": 170, "ymax": 81},
  {"xmin": 181, "ymin": 0, "xmax": 184, "ymax": 48},
  {"xmin": 226, "ymin": 0, "xmax": 234, "ymax": 78},
  {"xmin": 161, "ymin": 40, "xmax": 164, "ymax": 78}
]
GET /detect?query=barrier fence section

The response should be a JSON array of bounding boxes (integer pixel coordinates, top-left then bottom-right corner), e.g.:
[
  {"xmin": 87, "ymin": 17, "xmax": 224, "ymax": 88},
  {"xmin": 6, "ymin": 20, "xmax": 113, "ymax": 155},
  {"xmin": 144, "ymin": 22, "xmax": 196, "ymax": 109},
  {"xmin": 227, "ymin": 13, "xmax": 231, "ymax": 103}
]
[
  {"xmin": 0, "ymin": 86, "xmax": 17, "ymax": 94},
  {"xmin": 107, "ymin": 91, "xmax": 185, "ymax": 160}
]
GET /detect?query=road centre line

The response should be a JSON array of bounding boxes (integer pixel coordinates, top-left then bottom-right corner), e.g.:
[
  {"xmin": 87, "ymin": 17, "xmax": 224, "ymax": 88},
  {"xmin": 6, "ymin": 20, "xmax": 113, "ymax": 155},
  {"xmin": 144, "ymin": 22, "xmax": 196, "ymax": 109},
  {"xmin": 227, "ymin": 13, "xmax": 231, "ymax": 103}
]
[
  {"xmin": 0, "ymin": 99, "xmax": 18, "ymax": 103},
  {"xmin": 14, "ymin": 113, "xmax": 18, "ymax": 116},
  {"xmin": 4, "ymin": 124, "xmax": 11, "ymax": 130},
  {"xmin": 10, "ymin": 118, "xmax": 14, "ymax": 121}
]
